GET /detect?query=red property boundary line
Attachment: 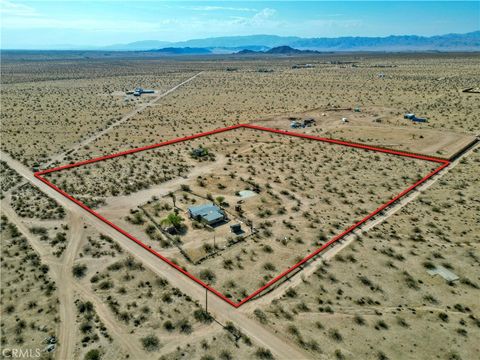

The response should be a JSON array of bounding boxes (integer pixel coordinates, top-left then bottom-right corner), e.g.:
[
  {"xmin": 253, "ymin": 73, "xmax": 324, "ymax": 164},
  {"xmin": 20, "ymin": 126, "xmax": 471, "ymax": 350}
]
[{"xmin": 35, "ymin": 124, "xmax": 449, "ymax": 308}]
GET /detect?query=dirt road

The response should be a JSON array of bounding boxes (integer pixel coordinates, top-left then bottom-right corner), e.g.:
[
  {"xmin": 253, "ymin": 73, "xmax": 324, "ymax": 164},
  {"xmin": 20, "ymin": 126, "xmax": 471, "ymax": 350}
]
[
  {"xmin": 0, "ymin": 193, "xmax": 146, "ymax": 359},
  {"xmin": 4, "ymin": 140, "xmax": 475, "ymax": 359},
  {"xmin": 0, "ymin": 150, "xmax": 311, "ymax": 360},
  {"xmin": 0, "ymin": 202, "xmax": 79, "ymax": 360},
  {"xmin": 99, "ymin": 153, "xmax": 227, "ymax": 213},
  {"xmin": 43, "ymin": 71, "xmax": 204, "ymax": 168}
]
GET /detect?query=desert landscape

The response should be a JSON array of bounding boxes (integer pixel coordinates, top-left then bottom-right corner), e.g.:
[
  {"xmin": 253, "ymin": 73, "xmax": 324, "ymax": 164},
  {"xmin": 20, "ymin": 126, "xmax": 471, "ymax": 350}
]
[{"xmin": 1, "ymin": 46, "xmax": 479, "ymax": 360}]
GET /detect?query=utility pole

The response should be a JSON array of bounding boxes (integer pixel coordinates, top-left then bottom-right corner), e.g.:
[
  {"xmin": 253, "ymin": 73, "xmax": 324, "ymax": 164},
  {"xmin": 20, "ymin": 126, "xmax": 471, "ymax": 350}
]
[{"xmin": 205, "ymin": 286, "xmax": 208, "ymax": 313}]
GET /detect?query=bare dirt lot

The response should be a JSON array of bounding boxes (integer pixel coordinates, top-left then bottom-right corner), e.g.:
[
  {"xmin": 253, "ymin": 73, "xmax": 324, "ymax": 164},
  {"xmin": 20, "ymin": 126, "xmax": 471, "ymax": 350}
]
[
  {"xmin": 44, "ymin": 126, "xmax": 439, "ymax": 302},
  {"xmin": 1, "ymin": 52, "xmax": 479, "ymax": 360},
  {"xmin": 251, "ymin": 148, "xmax": 479, "ymax": 360},
  {"xmin": 0, "ymin": 216, "xmax": 58, "ymax": 359}
]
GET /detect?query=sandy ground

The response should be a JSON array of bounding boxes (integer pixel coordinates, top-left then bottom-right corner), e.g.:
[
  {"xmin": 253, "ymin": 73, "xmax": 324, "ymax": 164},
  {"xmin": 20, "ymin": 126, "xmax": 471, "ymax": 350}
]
[
  {"xmin": 1, "ymin": 150, "xmax": 309, "ymax": 359},
  {"xmin": 2, "ymin": 54, "xmax": 479, "ymax": 360}
]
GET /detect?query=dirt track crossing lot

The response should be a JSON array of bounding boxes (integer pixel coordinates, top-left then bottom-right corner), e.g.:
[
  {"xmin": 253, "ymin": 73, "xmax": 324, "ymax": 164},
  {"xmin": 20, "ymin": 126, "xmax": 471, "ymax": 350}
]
[
  {"xmin": 1, "ymin": 150, "xmax": 310, "ymax": 360},
  {"xmin": 40, "ymin": 125, "xmax": 441, "ymax": 304}
]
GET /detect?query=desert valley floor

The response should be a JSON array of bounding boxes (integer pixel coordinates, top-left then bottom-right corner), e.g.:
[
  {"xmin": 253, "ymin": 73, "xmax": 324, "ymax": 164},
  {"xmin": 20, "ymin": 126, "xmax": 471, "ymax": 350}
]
[{"xmin": 1, "ymin": 52, "xmax": 479, "ymax": 360}]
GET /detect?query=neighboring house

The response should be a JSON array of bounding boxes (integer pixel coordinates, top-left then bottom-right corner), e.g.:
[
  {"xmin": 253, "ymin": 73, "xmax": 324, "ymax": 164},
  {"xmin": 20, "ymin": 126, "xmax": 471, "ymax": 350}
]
[
  {"xmin": 129, "ymin": 87, "xmax": 155, "ymax": 96},
  {"xmin": 188, "ymin": 203, "xmax": 226, "ymax": 225}
]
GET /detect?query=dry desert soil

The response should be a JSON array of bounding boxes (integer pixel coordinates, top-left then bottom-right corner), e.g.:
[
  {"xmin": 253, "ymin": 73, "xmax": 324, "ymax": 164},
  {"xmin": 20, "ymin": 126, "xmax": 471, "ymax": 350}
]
[{"xmin": 1, "ymin": 52, "xmax": 479, "ymax": 360}]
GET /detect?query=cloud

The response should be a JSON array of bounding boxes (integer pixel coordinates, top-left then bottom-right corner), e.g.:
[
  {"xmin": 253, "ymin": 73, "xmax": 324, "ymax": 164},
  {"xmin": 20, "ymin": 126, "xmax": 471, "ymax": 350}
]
[
  {"xmin": 255, "ymin": 8, "xmax": 277, "ymax": 19},
  {"xmin": 0, "ymin": 0, "xmax": 39, "ymax": 17},
  {"xmin": 2, "ymin": 4, "xmax": 283, "ymax": 42},
  {"xmin": 228, "ymin": 8, "xmax": 279, "ymax": 27},
  {"xmin": 0, "ymin": 0, "xmax": 170, "ymax": 32}
]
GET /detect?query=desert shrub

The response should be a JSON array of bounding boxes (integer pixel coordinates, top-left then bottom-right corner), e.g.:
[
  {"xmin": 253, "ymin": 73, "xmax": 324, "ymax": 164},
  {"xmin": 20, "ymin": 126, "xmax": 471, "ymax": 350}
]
[
  {"xmin": 163, "ymin": 320, "xmax": 175, "ymax": 332},
  {"xmin": 72, "ymin": 264, "xmax": 87, "ymax": 278},
  {"xmin": 354, "ymin": 314, "xmax": 366, "ymax": 325},
  {"xmin": 375, "ymin": 320, "xmax": 389, "ymax": 330},
  {"xmin": 438, "ymin": 312, "xmax": 449, "ymax": 322},
  {"xmin": 199, "ymin": 269, "xmax": 216, "ymax": 283},
  {"xmin": 80, "ymin": 322, "xmax": 93, "ymax": 334},
  {"xmin": 219, "ymin": 351, "xmax": 233, "ymax": 360},
  {"xmin": 255, "ymin": 348, "xmax": 274, "ymax": 359},
  {"xmin": 285, "ymin": 288, "xmax": 297, "ymax": 298},
  {"xmin": 263, "ymin": 262, "xmax": 276, "ymax": 271},
  {"xmin": 84, "ymin": 349, "xmax": 101, "ymax": 360},
  {"xmin": 329, "ymin": 328, "xmax": 342, "ymax": 342},
  {"xmin": 254, "ymin": 309, "xmax": 268, "ymax": 324},
  {"xmin": 141, "ymin": 335, "xmax": 160, "ymax": 351},
  {"xmin": 178, "ymin": 319, "xmax": 192, "ymax": 334},
  {"xmin": 193, "ymin": 309, "xmax": 213, "ymax": 324},
  {"xmin": 98, "ymin": 280, "xmax": 113, "ymax": 290},
  {"xmin": 77, "ymin": 301, "xmax": 94, "ymax": 314}
]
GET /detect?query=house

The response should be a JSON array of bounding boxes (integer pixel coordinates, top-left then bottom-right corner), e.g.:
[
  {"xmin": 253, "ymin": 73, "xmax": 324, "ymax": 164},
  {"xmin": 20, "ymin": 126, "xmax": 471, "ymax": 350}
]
[
  {"xmin": 129, "ymin": 87, "xmax": 155, "ymax": 96},
  {"xmin": 188, "ymin": 203, "xmax": 226, "ymax": 225},
  {"xmin": 404, "ymin": 113, "xmax": 428, "ymax": 122}
]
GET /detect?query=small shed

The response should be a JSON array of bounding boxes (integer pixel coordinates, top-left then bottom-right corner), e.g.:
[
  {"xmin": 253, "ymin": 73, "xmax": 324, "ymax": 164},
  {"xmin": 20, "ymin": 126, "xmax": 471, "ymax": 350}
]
[
  {"xmin": 230, "ymin": 223, "xmax": 242, "ymax": 234},
  {"xmin": 427, "ymin": 266, "xmax": 459, "ymax": 282},
  {"xmin": 191, "ymin": 147, "xmax": 208, "ymax": 157}
]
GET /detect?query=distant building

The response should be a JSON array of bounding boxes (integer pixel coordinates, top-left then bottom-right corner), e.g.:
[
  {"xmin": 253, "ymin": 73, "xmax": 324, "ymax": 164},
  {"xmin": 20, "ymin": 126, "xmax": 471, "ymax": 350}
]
[
  {"xmin": 404, "ymin": 113, "xmax": 428, "ymax": 122},
  {"xmin": 188, "ymin": 203, "xmax": 226, "ymax": 225},
  {"xmin": 292, "ymin": 64, "xmax": 315, "ymax": 69},
  {"xmin": 129, "ymin": 87, "xmax": 155, "ymax": 96}
]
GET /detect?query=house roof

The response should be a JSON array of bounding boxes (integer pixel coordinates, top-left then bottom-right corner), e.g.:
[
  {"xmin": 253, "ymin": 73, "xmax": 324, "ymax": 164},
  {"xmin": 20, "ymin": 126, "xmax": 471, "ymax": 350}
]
[{"xmin": 188, "ymin": 203, "xmax": 224, "ymax": 222}]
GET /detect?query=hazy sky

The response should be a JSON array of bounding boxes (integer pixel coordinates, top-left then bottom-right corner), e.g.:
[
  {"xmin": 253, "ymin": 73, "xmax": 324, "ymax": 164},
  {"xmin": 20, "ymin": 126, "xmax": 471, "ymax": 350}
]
[{"xmin": 1, "ymin": 1, "xmax": 479, "ymax": 49}]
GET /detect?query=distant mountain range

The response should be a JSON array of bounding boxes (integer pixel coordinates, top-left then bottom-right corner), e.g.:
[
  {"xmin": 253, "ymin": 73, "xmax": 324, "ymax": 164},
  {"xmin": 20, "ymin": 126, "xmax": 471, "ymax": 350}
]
[
  {"xmin": 7, "ymin": 31, "xmax": 479, "ymax": 52},
  {"xmin": 106, "ymin": 31, "xmax": 480, "ymax": 53},
  {"xmin": 237, "ymin": 46, "xmax": 323, "ymax": 55}
]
